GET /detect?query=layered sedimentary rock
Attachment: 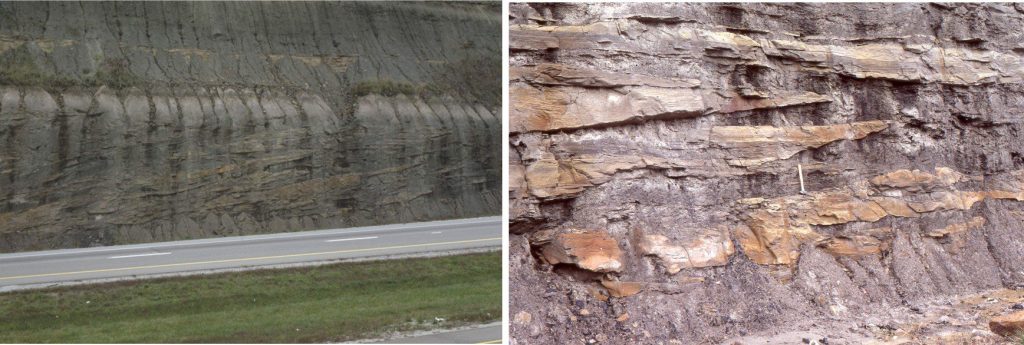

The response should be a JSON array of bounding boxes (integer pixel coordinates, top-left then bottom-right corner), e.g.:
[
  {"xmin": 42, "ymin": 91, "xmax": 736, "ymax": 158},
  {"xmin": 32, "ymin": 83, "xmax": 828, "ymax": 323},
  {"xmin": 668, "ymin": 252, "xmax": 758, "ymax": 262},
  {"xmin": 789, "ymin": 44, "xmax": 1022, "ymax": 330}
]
[
  {"xmin": 734, "ymin": 167, "xmax": 1023, "ymax": 265},
  {"xmin": 516, "ymin": 120, "xmax": 889, "ymax": 199},
  {"xmin": 509, "ymin": 3, "xmax": 1024, "ymax": 344},
  {"xmin": 0, "ymin": 2, "xmax": 500, "ymax": 252}
]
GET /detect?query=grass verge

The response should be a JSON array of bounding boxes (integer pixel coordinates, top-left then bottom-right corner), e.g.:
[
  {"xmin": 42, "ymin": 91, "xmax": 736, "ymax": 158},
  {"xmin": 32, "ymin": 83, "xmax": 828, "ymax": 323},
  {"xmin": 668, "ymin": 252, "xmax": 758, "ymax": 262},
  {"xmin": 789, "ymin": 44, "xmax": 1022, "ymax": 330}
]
[{"xmin": 0, "ymin": 252, "xmax": 500, "ymax": 343}]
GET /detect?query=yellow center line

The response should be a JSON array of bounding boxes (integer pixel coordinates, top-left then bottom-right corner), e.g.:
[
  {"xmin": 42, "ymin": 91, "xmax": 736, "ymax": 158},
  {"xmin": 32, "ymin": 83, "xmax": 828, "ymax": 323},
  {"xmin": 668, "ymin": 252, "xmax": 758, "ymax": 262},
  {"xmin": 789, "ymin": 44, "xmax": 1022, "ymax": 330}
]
[
  {"xmin": 477, "ymin": 340, "xmax": 503, "ymax": 344},
  {"xmin": 0, "ymin": 237, "xmax": 501, "ymax": 281}
]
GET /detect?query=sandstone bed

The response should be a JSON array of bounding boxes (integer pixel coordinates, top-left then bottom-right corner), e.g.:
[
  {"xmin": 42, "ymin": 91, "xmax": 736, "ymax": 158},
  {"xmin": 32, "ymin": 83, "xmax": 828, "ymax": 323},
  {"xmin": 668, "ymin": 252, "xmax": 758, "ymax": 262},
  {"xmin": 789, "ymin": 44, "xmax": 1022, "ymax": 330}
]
[
  {"xmin": 509, "ymin": 3, "xmax": 1024, "ymax": 344},
  {"xmin": 0, "ymin": 2, "xmax": 500, "ymax": 252}
]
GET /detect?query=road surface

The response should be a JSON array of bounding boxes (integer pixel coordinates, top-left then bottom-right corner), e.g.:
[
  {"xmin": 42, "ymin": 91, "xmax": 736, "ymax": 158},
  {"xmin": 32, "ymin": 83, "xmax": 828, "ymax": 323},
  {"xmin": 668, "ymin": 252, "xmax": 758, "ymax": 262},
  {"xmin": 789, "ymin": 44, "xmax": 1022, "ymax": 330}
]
[
  {"xmin": 376, "ymin": 323, "xmax": 502, "ymax": 344},
  {"xmin": 0, "ymin": 217, "xmax": 500, "ymax": 290}
]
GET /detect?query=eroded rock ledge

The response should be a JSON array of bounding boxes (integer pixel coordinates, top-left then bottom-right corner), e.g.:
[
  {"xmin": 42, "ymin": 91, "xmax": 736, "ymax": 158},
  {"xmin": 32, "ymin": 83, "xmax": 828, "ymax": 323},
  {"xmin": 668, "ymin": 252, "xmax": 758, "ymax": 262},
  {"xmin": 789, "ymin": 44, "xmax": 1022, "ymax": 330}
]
[
  {"xmin": 526, "ymin": 167, "xmax": 1023, "ymax": 274},
  {"xmin": 736, "ymin": 167, "xmax": 1023, "ymax": 265},
  {"xmin": 517, "ymin": 120, "xmax": 889, "ymax": 199},
  {"xmin": 510, "ymin": 3, "xmax": 1024, "ymax": 345}
]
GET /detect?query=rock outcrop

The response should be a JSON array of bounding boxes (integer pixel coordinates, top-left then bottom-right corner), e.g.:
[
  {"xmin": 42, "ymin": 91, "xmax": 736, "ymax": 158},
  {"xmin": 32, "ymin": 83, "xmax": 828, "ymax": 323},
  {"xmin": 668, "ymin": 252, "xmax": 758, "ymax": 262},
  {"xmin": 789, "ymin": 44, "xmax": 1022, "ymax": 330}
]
[
  {"xmin": 990, "ymin": 310, "xmax": 1024, "ymax": 337},
  {"xmin": 536, "ymin": 230, "xmax": 624, "ymax": 273},
  {"xmin": 509, "ymin": 3, "xmax": 1024, "ymax": 344},
  {"xmin": 0, "ymin": 2, "xmax": 500, "ymax": 252}
]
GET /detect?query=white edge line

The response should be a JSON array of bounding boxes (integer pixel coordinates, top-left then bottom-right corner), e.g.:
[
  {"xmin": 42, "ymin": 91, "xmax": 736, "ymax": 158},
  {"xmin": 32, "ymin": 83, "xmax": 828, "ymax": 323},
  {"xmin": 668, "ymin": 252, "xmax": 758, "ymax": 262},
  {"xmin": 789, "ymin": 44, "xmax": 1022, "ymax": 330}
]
[
  {"xmin": 108, "ymin": 252, "xmax": 172, "ymax": 259},
  {"xmin": 324, "ymin": 236, "xmax": 379, "ymax": 243}
]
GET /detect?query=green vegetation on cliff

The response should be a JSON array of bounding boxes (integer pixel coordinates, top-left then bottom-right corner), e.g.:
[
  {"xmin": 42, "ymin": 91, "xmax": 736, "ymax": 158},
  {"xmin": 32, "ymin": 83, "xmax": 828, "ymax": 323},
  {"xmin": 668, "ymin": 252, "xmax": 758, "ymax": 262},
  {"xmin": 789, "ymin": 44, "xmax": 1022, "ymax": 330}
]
[
  {"xmin": 0, "ymin": 45, "xmax": 71, "ymax": 87},
  {"xmin": 0, "ymin": 252, "xmax": 500, "ymax": 343},
  {"xmin": 351, "ymin": 53, "xmax": 499, "ymax": 106},
  {"xmin": 0, "ymin": 45, "xmax": 139, "ymax": 89},
  {"xmin": 352, "ymin": 79, "xmax": 440, "ymax": 98}
]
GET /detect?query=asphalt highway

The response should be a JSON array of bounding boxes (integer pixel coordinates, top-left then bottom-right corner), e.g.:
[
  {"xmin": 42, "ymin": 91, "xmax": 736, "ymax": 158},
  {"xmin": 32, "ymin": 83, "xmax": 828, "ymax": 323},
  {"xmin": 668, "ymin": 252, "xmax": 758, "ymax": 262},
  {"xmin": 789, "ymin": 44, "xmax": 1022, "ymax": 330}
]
[{"xmin": 0, "ymin": 216, "xmax": 501, "ymax": 290}]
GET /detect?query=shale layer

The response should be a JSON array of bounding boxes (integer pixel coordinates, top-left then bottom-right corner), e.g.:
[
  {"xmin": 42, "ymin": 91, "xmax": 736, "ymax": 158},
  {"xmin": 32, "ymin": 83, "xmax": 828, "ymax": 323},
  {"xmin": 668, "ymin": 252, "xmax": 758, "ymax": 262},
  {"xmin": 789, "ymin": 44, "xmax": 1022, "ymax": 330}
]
[
  {"xmin": 509, "ymin": 3, "xmax": 1024, "ymax": 344},
  {"xmin": 0, "ymin": 2, "xmax": 501, "ymax": 252}
]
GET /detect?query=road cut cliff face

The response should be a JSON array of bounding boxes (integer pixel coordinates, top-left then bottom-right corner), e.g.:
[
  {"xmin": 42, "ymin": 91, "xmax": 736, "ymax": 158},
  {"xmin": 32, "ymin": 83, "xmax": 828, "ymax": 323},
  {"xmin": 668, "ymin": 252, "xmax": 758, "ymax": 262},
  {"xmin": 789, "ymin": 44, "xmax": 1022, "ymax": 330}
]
[
  {"xmin": 509, "ymin": 3, "xmax": 1024, "ymax": 344},
  {"xmin": 0, "ymin": 2, "xmax": 500, "ymax": 252}
]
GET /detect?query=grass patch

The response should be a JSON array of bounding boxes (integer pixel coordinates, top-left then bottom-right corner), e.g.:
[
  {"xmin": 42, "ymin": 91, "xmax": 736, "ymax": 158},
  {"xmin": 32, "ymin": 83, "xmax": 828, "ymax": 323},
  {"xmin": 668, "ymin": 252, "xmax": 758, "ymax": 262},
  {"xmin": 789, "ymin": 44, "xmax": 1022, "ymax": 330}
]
[
  {"xmin": 0, "ymin": 45, "xmax": 55, "ymax": 87},
  {"xmin": 351, "ymin": 53, "xmax": 499, "ymax": 108},
  {"xmin": 85, "ymin": 58, "xmax": 140, "ymax": 89},
  {"xmin": 0, "ymin": 252, "xmax": 500, "ymax": 343},
  {"xmin": 351, "ymin": 79, "xmax": 450, "ymax": 99},
  {"xmin": 0, "ymin": 45, "xmax": 138, "ymax": 89}
]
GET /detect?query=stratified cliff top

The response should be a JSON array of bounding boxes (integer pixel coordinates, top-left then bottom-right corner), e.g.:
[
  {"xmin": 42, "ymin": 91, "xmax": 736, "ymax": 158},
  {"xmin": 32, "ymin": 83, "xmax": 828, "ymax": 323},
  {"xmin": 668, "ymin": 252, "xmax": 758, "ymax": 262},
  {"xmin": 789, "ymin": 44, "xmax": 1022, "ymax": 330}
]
[{"xmin": 0, "ymin": 1, "xmax": 500, "ymax": 107}]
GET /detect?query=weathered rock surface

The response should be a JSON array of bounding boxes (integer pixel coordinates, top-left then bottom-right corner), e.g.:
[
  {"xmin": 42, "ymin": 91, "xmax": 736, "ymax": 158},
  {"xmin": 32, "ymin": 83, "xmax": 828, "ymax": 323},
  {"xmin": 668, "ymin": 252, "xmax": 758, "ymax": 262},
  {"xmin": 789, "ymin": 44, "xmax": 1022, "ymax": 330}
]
[
  {"xmin": 733, "ymin": 167, "xmax": 1023, "ymax": 265},
  {"xmin": 599, "ymin": 279, "xmax": 643, "ymax": 298},
  {"xmin": 990, "ymin": 310, "xmax": 1024, "ymax": 337},
  {"xmin": 637, "ymin": 229, "xmax": 735, "ymax": 273},
  {"xmin": 509, "ymin": 3, "xmax": 1024, "ymax": 344},
  {"xmin": 0, "ymin": 2, "xmax": 500, "ymax": 252},
  {"xmin": 537, "ymin": 230, "xmax": 623, "ymax": 273},
  {"xmin": 517, "ymin": 120, "xmax": 889, "ymax": 199}
]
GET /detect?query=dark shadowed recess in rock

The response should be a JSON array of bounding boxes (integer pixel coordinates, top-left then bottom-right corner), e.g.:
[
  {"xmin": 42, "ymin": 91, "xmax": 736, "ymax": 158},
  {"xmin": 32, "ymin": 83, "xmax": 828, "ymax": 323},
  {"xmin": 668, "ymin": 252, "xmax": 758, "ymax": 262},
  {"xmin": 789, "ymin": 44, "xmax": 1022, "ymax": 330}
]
[{"xmin": 0, "ymin": 1, "xmax": 500, "ymax": 252}]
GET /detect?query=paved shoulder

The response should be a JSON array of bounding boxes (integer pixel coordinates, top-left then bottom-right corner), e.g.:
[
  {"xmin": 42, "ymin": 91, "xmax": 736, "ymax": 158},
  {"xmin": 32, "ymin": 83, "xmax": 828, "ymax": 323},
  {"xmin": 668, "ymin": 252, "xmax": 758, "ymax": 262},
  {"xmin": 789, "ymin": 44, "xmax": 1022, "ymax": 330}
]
[{"xmin": 376, "ymin": 323, "xmax": 502, "ymax": 344}]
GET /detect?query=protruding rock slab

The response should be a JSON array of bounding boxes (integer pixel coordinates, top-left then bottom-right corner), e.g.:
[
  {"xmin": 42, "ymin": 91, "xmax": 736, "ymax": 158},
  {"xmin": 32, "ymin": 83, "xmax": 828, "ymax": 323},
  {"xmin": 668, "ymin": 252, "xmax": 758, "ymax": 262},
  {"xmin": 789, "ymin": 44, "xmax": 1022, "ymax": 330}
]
[
  {"xmin": 539, "ymin": 230, "xmax": 624, "ymax": 273},
  {"xmin": 716, "ymin": 91, "xmax": 832, "ymax": 114},
  {"xmin": 512, "ymin": 63, "xmax": 701, "ymax": 89},
  {"xmin": 522, "ymin": 121, "xmax": 888, "ymax": 198},
  {"xmin": 734, "ymin": 214, "xmax": 821, "ymax": 266},
  {"xmin": 712, "ymin": 120, "xmax": 889, "ymax": 167},
  {"xmin": 510, "ymin": 63, "xmax": 845, "ymax": 134},
  {"xmin": 989, "ymin": 310, "xmax": 1024, "ymax": 337},
  {"xmin": 510, "ymin": 83, "xmax": 705, "ymax": 133},
  {"xmin": 870, "ymin": 167, "xmax": 964, "ymax": 191},
  {"xmin": 735, "ymin": 168, "xmax": 1024, "ymax": 265},
  {"xmin": 509, "ymin": 64, "xmax": 705, "ymax": 133},
  {"xmin": 638, "ymin": 231, "xmax": 735, "ymax": 273},
  {"xmin": 927, "ymin": 217, "xmax": 986, "ymax": 238}
]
